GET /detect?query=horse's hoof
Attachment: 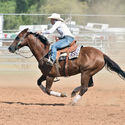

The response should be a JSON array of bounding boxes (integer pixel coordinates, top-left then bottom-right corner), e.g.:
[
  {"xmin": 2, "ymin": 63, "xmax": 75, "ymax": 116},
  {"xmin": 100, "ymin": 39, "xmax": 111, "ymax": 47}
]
[
  {"xmin": 71, "ymin": 91, "xmax": 76, "ymax": 97},
  {"xmin": 61, "ymin": 93, "xmax": 67, "ymax": 97}
]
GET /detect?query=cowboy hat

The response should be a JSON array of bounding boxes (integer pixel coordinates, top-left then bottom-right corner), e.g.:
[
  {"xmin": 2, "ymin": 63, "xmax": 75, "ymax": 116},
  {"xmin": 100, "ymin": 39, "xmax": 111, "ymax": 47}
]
[{"xmin": 48, "ymin": 13, "xmax": 64, "ymax": 22}]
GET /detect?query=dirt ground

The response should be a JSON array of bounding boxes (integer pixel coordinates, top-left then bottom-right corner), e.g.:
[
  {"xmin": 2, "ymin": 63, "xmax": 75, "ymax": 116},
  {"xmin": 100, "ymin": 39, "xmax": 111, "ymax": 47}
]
[{"xmin": 0, "ymin": 66, "xmax": 125, "ymax": 125}]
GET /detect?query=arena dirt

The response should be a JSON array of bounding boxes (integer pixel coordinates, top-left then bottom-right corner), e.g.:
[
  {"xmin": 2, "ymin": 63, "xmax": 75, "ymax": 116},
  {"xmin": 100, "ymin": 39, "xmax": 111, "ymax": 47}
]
[{"xmin": 0, "ymin": 68, "xmax": 125, "ymax": 125}]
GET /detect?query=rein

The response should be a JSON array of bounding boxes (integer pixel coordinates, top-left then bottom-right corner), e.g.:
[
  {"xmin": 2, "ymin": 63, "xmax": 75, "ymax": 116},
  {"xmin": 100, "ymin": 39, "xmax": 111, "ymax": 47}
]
[
  {"xmin": 16, "ymin": 31, "xmax": 60, "ymax": 82},
  {"xmin": 14, "ymin": 32, "xmax": 35, "ymax": 59},
  {"xmin": 15, "ymin": 34, "xmax": 48, "ymax": 59},
  {"xmin": 15, "ymin": 50, "xmax": 33, "ymax": 58},
  {"xmin": 15, "ymin": 32, "xmax": 49, "ymax": 59}
]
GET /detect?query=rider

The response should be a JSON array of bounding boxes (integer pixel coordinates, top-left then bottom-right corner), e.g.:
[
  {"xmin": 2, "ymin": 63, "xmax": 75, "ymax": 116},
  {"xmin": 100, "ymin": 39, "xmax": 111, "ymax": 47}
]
[{"xmin": 38, "ymin": 13, "xmax": 74, "ymax": 66}]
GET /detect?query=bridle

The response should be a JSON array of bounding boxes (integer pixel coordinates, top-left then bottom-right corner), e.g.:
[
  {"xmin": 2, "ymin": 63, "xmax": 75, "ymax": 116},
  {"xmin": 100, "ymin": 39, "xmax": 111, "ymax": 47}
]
[
  {"xmin": 15, "ymin": 50, "xmax": 33, "ymax": 58},
  {"xmin": 15, "ymin": 33, "xmax": 60, "ymax": 82},
  {"xmin": 15, "ymin": 33, "xmax": 33, "ymax": 58}
]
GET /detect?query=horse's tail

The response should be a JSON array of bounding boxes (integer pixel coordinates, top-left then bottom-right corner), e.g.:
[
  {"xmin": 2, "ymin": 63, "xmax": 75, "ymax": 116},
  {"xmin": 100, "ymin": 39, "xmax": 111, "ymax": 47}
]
[{"xmin": 104, "ymin": 54, "xmax": 125, "ymax": 80}]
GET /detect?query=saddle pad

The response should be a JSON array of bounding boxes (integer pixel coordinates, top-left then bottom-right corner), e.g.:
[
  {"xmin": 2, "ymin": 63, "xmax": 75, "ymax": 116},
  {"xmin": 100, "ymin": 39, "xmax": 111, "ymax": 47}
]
[
  {"xmin": 69, "ymin": 45, "xmax": 82, "ymax": 59},
  {"xmin": 59, "ymin": 45, "xmax": 82, "ymax": 61}
]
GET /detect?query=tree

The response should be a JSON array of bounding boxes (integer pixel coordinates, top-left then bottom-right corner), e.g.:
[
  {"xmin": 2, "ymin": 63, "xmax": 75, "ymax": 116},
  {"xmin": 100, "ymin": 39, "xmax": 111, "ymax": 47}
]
[
  {"xmin": 0, "ymin": 0, "xmax": 17, "ymax": 29},
  {"xmin": 15, "ymin": 0, "xmax": 28, "ymax": 13},
  {"xmin": 0, "ymin": 0, "xmax": 16, "ymax": 13},
  {"xmin": 37, "ymin": 0, "xmax": 88, "ymax": 24}
]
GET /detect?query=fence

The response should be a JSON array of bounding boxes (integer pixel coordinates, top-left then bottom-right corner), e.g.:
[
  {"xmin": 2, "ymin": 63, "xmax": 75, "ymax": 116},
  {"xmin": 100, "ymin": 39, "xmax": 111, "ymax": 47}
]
[{"xmin": 0, "ymin": 14, "xmax": 125, "ymax": 72}]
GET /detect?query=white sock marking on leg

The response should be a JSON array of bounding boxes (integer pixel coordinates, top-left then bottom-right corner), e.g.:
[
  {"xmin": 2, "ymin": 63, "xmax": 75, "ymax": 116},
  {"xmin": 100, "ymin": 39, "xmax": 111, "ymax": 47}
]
[
  {"xmin": 50, "ymin": 91, "xmax": 61, "ymax": 97},
  {"xmin": 73, "ymin": 95, "xmax": 81, "ymax": 104}
]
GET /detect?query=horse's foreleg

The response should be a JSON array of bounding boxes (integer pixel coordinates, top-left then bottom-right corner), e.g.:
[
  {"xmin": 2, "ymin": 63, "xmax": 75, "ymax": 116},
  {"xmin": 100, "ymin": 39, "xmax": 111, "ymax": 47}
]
[
  {"xmin": 37, "ymin": 75, "xmax": 46, "ymax": 93},
  {"xmin": 46, "ymin": 76, "xmax": 67, "ymax": 97},
  {"xmin": 72, "ymin": 73, "xmax": 90, "ymax": 105}
]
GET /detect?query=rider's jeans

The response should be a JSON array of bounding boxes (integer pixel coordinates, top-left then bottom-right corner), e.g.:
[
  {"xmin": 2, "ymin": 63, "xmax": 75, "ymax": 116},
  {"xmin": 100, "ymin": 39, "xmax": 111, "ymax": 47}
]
[{"xmin": 50, "ymin": 36, "xmax": 74, "ymax": 62}]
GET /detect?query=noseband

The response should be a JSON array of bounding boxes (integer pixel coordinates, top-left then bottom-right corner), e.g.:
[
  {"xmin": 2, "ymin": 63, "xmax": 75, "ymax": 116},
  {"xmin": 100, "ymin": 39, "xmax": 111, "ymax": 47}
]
[{"xmin": 15, "ymin": 33, "xmax": 33, "ymax": 58}]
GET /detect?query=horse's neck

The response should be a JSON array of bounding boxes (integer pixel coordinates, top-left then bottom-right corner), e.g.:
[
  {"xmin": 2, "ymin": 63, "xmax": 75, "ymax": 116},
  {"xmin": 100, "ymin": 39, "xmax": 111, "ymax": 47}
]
[{"xmin": 28, "ymin": 38, "xmax": 50, "ymax": 62}]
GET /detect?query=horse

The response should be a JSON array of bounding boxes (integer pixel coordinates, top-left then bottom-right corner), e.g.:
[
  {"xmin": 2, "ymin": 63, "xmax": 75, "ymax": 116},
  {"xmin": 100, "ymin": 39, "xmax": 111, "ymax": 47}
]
[{"xmin": 8, "ymin": 28, "xmax": 125, "ymax": 105}]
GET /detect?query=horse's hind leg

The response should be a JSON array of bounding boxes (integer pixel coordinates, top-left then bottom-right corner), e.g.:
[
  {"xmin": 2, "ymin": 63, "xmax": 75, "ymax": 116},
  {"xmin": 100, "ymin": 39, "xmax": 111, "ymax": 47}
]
[
  {"xmin": 72, "ymin": 72, "xmax": 90, "ymax": 105},
  {"xmin": 71, "ymin": 77, "xmax": 94, "ymax": 97},
  {"xmin": 88, "ymin": 77, "xmax": 94, "ymax": 87},
  {"xmin": 45, "ymin": 76, "xmax": 67, "ymax": 97}
]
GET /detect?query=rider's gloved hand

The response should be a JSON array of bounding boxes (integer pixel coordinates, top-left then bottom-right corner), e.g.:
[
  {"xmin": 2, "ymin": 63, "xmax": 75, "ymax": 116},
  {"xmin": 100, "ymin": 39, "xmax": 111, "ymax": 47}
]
[{"xmin": 55, "ymin": 36, "xmax": 59, "ymax": 42}]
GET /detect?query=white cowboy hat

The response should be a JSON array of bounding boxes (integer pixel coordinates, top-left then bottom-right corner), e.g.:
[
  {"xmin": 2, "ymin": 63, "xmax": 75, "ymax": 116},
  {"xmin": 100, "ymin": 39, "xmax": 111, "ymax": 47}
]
[{"xmin": 48, "ymin": 13, "xmax": 64, "ymax": 22}]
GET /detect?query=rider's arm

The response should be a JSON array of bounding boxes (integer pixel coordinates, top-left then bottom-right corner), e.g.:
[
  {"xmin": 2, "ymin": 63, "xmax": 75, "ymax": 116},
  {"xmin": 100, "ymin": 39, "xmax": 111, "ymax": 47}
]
[{"xmin": 42, "ymin": 21, "xmax": 61, "ymax": 34}]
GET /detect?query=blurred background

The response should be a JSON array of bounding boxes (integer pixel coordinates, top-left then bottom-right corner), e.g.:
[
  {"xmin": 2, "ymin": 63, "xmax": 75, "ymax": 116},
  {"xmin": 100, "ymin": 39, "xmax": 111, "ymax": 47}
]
[{"xmin": 0, "ymin": 0, "xmax": 125, "ymax": 87}]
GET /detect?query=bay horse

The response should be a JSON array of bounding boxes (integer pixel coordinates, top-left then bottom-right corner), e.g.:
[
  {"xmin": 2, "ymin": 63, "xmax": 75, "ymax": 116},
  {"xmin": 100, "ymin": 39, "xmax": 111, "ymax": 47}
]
[{"xmin": 8, "ymin": 28, "xmax": 125, "ymax": 105}]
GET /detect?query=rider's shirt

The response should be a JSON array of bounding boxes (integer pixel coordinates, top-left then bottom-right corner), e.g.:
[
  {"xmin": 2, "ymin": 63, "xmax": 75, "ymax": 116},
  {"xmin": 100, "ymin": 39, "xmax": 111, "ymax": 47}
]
[{"xmin": 42, "ymin": 21, "xmax": 74, "ymax": 38}]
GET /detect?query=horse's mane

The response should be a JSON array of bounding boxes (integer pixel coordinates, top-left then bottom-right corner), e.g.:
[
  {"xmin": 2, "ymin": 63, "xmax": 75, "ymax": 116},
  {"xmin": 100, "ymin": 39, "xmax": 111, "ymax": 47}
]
[{"xmin": 28, "ymin": 32, "xmax": 50, "ymax": 46}]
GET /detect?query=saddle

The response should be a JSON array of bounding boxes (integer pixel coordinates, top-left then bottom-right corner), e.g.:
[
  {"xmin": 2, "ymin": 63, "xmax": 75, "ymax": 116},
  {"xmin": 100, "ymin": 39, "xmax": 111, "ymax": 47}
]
[
  {"xmin": 56, "ymin": 40, "xmax": 77, "ymax": 60},
  {"xmin": 56, "ymin": 40, "xmax": 77, "ymax": 76}
]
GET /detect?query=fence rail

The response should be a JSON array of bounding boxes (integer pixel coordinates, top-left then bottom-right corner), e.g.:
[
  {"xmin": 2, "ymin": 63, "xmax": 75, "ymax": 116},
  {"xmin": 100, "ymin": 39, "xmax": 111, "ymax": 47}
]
[{"xmin": 0, "ymin": 14, "xmax": 125, "ymax": 72}]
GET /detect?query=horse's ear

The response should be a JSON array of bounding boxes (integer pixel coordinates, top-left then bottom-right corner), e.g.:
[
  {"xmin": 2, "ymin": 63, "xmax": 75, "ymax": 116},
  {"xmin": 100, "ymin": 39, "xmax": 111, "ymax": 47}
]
[
  {"xmin": 23, "ymin": 28, "xmax": 29, "ymax": 33},
  {"xmin": 20, "ymin": 28, "xmax": 29, "ymax": 35}
]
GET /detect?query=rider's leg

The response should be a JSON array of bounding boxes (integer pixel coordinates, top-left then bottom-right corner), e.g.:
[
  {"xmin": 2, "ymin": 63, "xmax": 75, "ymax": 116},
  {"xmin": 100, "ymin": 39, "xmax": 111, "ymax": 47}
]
[{"xmin": 50, "ymin": 36, "xmax": 74, "ymax": 62}]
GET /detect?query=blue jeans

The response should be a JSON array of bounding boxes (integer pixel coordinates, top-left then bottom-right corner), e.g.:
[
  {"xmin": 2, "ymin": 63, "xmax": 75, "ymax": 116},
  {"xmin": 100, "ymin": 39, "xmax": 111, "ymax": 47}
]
[{"xmin": 50, "ymin": 36, "xmax": 74, "ymax": 61}]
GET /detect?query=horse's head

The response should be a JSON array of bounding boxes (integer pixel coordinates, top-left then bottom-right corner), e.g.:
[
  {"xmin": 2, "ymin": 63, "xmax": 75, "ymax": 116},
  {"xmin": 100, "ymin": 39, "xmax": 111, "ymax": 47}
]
[{"xmin": 8, "ymin": 28, "xmax": 29, "ymax": 53}]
